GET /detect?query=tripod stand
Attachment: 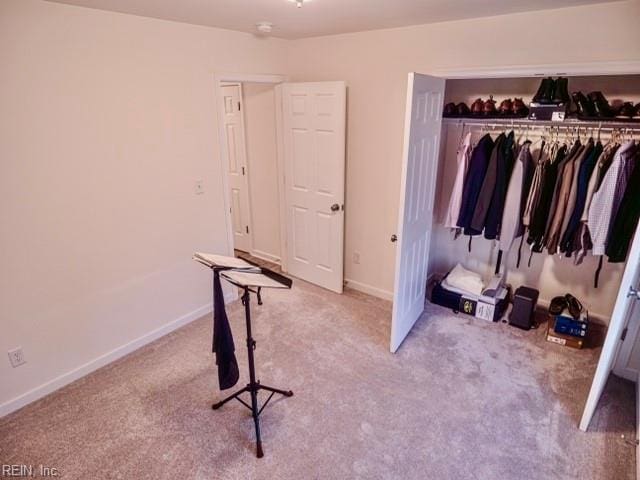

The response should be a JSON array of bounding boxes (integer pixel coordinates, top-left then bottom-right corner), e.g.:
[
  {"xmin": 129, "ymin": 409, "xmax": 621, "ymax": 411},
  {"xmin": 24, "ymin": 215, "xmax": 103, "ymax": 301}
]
[{"xmin": 211, "ymin": 286, "xmax": 293, "ymax": 458}]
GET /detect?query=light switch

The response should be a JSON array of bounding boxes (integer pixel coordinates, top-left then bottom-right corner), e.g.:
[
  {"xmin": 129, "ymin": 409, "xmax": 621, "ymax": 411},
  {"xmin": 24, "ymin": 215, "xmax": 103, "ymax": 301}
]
[{"xmin": 194, "ymin": 180, "xmax": 204, "ymax": 195}]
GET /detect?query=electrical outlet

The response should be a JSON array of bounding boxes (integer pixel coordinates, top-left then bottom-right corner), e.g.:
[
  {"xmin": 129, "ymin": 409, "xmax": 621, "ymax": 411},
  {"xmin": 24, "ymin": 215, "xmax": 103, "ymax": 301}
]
[
  {"xmin": 8, "ymin": 347, "xmax": 26, "ymax": 368},
  {"xmin": 194, "ymin": 180, "xmax": 204, "ymax": 195},
  {"xmin": 353, "ymin": 251, "xmax": 361, "ymax": 264}
]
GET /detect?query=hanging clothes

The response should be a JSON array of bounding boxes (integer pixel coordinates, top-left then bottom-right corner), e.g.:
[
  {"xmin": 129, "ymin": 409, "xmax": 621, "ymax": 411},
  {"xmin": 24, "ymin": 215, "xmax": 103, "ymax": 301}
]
[
  {"xmin": 444, "ymin": 131, "xmax": 473, "ymax": 231},
  {"xmin": 523, "ymin": 142, "xmax": 550, "ymax": 230},
  {"xmin": 559, "ymin": 141, "xmax": 602, "ymax": 255},
  {"xmin": 606, "ymin": 149, "xmax": 640, "ymax": 262},
  {"xmin": 498, "ymin": 141, "xmax": 533, "ymax": 253},
  {"xmin": 545, "ymin": 142, "xmax": 586, "ymax": 254},
  {"xmin": 470, "ymin": 133, "xmax": 506, "ymax": 235},
  {"xmin": 457, "ymin": 133, "xmax": 495, "ymax": 236},
  {"xmin": 484, "ymin": 131, "xmax": 516, "ymax": 240},
  {"xmin": 573, "ymin": 144, "xmax": 619, "ymax": 264},
  {"xmin": 588, "ymin": 140, "xmax": 638, "ymax": 256},
  {"xmin": 527, "ymin": 144, "xmax": 567, "ymax": 252}
]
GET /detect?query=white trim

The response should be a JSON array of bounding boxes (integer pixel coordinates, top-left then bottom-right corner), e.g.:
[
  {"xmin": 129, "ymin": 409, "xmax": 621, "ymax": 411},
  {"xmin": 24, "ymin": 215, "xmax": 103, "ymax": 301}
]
[
  {"xmin": 250, "ymin": 249, "xmax": 281, "ymax": 264},
  {"xmin": 345, "ymin": 278, "xmax": 393, "ymax": 301},
  {"xmin": 431, "ymin": 60, "xmax": 640, "ymax": 79},
  {"xmin": 0, "ymin": 303, "xmax": 213, "ymax": 418},
  {"xmin": 274, "ymin": 84, "xmax": 288, "ymax": 273}
]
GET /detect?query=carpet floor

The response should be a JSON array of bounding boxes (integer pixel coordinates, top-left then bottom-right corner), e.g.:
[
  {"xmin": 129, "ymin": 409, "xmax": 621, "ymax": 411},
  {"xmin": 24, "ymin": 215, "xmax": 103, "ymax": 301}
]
[{"xmin": 0, "ymin": 280, "xmax": 635, "ymax": 479}]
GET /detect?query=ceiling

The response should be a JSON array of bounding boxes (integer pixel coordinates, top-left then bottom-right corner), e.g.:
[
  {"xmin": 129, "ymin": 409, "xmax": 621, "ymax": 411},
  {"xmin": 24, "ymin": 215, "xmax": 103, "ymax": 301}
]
[{"xmin": 48, "ymin": 0, "xmax": 619, "ymax": 39}]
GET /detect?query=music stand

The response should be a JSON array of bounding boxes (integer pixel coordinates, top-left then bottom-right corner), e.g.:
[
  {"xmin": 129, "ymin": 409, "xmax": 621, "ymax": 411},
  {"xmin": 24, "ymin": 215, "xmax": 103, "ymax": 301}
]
[{"xmin": 194, "ymin": 253, "xmax": 293, "ymax": 458}]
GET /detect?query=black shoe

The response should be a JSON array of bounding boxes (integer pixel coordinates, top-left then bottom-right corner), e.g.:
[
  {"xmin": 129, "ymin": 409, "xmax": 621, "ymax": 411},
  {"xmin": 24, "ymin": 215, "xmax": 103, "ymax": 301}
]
[
  {"xmin": 456, "ymin": 102, "xmax": 470, "ymax": 116},
  {"xmin": 617, "ymin": 102, "xmax": 636, "ymax": 119},
  {"xmin": 552, "ymin": 77, "xmax": 570, "ymax": 104},
  {"xmin": 588, "ymin": 91, "xmax": 615, "ymax": 118},
  {"xmin": 635, "ymin": 103, "xmax": 640, "ymax": 119},
  {"xmin": 443, "ymin": 102, "xmax": 456, "ymax": 117},
  {"xmin": 572, "ymin": 91, "xmax": 596, "ymax": 118},
  {"xmin": 532, "ymin": 77, "xmax": 555, "ymax": 104}
]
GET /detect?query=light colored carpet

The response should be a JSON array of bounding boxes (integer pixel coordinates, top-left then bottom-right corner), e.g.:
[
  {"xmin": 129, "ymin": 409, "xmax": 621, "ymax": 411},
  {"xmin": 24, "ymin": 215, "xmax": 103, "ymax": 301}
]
[{"xmin": 0, "ymin": 280, "xmax": 635, "ymax": 479}]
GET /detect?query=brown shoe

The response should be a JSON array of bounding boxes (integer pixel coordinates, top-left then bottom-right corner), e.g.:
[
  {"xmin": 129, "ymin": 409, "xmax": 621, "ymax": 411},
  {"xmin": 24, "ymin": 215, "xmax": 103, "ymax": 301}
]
[
  {"xmin": 512, "ymin": 98, "xmax": 528, "ymax": 116},
  {"xmin": 483, "ymin": 95, "xmax": 497, "ymax": 115},
  {"xmin": 499, "ymin": 98, "xmax": 513, "ymax": 115},
  {"xmin": 471, "ymin": 98, "xmax": 484, "ymax": 115}
]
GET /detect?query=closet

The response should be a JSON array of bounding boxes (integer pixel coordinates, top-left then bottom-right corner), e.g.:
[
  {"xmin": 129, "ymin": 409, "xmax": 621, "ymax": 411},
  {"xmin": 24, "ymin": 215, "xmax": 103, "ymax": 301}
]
[{"xmin": 389, "ymin": 68, "xmax": 640, "ymax": 436}]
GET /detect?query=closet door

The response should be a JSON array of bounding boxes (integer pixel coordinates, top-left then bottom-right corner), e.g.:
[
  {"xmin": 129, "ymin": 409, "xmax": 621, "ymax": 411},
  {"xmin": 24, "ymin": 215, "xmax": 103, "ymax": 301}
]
[
  {"xmin": 390, "ymin": 73, "xmax": 445, "ymax": 353},
  {"xmin": 580, "ymin": 224, "xmax": 640, "ymax": 431}
]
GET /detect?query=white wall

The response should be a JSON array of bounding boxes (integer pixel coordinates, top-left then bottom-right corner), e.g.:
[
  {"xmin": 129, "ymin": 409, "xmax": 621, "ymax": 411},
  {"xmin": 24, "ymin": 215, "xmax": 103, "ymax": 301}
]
[
  {"xmin": 0, "ymin": 0, "xmax": 287, "ymax": 415},
  {"xmin": 242, "ymin": 83, "xmax": 281, "ymax": 263},
  {"xmin": 286, "ymin": 0, "xmax": 640, "ymax": 301}
]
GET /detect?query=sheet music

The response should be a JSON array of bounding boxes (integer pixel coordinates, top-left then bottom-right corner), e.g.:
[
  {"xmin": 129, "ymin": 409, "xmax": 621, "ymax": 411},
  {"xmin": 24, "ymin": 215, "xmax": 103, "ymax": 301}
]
[
  {"xmin": 193, "ymin": 252, "xmax": 260, "ymax": 272},
  {"xmin": 220, "ymin": 270, "xmax": 290, "ymax": 289}
]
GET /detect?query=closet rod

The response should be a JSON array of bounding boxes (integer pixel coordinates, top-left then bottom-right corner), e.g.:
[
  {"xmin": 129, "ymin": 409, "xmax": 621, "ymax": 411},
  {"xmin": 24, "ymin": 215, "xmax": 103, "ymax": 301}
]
[{"xmin": 443, "ymin": 118, "xmax": 640, "ymax": 133}]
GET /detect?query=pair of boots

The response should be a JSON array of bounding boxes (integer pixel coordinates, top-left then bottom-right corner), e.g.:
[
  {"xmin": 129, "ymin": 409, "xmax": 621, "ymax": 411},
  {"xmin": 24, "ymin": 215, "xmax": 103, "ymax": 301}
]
[
  {"xmin": 572, "ymin": 91, "xmax": 615, "ymax": 118},
  {"xmin": 532, "ymin": 77, "xmax": 570, "ymax": 105}
]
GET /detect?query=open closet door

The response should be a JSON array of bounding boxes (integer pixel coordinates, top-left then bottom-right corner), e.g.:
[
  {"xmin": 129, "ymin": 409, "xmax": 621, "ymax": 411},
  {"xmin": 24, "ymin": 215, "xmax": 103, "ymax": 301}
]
[
  {"xmin": 390, "ymin": 73, "xmax": 445, "ymax": 353},
  {"xmin": 580, "ymin": 224, "xmax": 640, "ymax": 431},
  {"xmin": 280, "ymin": 82, "xmax": 346, "ymax": 293}
]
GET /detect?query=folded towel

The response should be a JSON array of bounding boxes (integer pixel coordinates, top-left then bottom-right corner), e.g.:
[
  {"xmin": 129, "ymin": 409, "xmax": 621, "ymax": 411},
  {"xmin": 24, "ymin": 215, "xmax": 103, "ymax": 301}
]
[{"xmin": 442, "ymin": 263, "xmax": 485, "ymax": 296}]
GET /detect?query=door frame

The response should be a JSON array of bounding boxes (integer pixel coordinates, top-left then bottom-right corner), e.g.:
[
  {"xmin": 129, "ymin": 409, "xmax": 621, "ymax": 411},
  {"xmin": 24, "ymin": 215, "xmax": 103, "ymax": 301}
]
[{"xmin": 214, "ymin": 73, "xmax": 289, "ymax": 270}]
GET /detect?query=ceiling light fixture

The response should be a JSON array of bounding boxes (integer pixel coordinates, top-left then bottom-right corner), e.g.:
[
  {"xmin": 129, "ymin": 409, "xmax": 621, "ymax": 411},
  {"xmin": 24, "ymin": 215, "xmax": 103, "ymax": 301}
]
[
  {"xmin": 289, "ymin": 0, "xmax": 311, "ymax": 8},
  {"xmin": 256, "ymin": 21, "xmax": 273, "ymax": 34}
]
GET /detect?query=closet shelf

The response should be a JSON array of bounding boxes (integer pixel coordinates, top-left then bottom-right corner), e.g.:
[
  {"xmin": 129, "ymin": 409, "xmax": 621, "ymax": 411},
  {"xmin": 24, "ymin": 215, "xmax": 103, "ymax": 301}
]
[{"xmin": 442, "ymin": 117, "xmax": 640, "ymax": 130}]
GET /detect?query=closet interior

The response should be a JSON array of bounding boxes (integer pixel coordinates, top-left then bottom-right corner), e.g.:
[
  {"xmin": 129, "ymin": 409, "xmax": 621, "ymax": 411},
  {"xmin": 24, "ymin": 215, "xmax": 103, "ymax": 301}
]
[{"xmin": 431, "ymin": 74, "xmax": 640, "ymax": 323}]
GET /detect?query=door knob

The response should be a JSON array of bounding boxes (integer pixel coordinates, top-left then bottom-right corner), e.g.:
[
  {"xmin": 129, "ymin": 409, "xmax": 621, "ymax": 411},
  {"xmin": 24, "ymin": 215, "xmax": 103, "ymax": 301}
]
[
  {"xmin": 628, "ymin": 286, "xmax": 640, "ymax": 301},
  {"xmin": 390, "ymin": 234, "xmax": 397, "ymax": 243},
  {"xmin": 330, "ymin": 203, "xmax": 340, "ymax": 212}
]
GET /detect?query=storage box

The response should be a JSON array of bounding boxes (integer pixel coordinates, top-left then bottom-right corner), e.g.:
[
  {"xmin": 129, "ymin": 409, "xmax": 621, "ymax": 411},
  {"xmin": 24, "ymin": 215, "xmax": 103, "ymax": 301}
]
[
  {"xmin": 546, "ymin": 316, "xmax": 585, "ymax": 349},
  {"xmin": 554, "ymin": 314, "xmax": 588, "ymax": 338},
  {"xmin": 528, "ymin": 102, "xmax": 569, "ymax": 122},
  {"xmin": 431, "ymin": 280, "xmax": 508, "ymax": 322}
]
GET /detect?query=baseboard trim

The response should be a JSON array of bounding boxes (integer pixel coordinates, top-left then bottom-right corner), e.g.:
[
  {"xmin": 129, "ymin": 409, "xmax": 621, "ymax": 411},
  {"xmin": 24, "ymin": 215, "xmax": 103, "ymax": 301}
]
[
  {"xmin": 0, "ymin": 303, "xmax": 213, "ymax": 418},
  {"xmin": 250, "ymin": 249, "xmax": 281, "ymax": 264},
  {"xmin": 344, "ymin": 278, "xmax": 393, "ymax": 301}
]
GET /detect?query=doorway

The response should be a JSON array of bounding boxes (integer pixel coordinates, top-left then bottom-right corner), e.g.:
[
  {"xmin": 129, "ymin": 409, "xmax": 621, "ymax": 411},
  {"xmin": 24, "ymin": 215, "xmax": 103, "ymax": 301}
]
[{"xmin": 215, "ymin": 74, "xmax": 348, "ymax": 293}]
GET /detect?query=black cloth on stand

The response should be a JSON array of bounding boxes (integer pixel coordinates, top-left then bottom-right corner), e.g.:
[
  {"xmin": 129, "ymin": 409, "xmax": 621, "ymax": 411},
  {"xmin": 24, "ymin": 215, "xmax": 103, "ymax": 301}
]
[
  {"xmin": 212, "ymin": 268, "xmax": 239, "ymax": 390},
  {"xmin": 485, "ymin": 131, "xmax": 516, "ymax": 240},
  {"xmin": 606, "ymin": 151, "xmax": 640, "ymax": 263},
  {"xmin": 527, "ymin": 145, "xmax": 567, "ymax": 251},
  {"xmin": 457, "ymin": 134, "xmax": 495, "ymax": 236}
]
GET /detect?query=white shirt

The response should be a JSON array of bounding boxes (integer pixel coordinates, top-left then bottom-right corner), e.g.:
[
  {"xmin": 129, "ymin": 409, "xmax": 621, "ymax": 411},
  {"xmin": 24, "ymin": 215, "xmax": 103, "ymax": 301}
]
[{"xmin": 444, "ymin": 132, "xmax": 473, "ymax": 230}]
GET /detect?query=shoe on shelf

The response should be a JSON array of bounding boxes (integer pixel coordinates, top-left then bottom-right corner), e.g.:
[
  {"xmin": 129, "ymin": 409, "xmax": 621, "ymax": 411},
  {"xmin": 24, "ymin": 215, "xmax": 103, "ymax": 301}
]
[
  {"xmin": 552, "ymin": 77, "xmax": 570, "ymax": 104},
  {"xmin": 456, "ymin": 102, "xmax": 471, "ymax": 116},
  {"xmin": 483, "ymin": 95, "xmax": 497, "ymax": 115},
  {"xmin": 499, "ymin": 98, "xmax": 513, "ymax": 115},
  {"xmin": 532, "ymin": 77, "xmax": 555, "ymax": 104},
  {"xmin": 443, "ymin": 102, "xmax": 457, "ymax": 117},
  {"xmin": 572, "ymin": 91, "xmax": 596, "ymax": 118},
  {"xmin": 634, "ymin": 103, "xmax": 640, "ymax": 119},
  {"xmin": 616, "ymin": 102, "xmax": 636, "ymax": 119},
  {"xmin": 512, "ymin": 98, "xmax": 528, "ymax": 116},
  {"xmin": 471, "ymin": 98, "xmax": 484, "ymax": 115},
  {"xmin": 588, "ymin": 91, "xmax": 615, "ymax": 118}
]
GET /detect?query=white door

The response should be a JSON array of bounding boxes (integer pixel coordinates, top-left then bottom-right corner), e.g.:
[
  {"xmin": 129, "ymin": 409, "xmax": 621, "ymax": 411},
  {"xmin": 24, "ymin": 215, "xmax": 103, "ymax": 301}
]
[
  {"xmin": 390, "ymin": 73, "xmax": 445, "ymax": 353},
  {"xmin": 220, "ymin": 84, "xmax": 252, "ymax": 252},
  {"xmin": 580, "ymin": 223, "xmax": 640, "ymax": 431},
  {"xmin": 281, "ymin": 82, "xmax": 346, "ymax": 293}
]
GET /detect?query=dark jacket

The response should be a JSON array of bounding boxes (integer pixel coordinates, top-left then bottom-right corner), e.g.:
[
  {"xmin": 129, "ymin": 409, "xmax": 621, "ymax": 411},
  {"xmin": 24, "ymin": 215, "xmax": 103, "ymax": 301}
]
[
  {"xmin": 471, "ymin": 133, "xmax": 506, "ymax": 235},
  {"xmin": 607, "ymin": 151, "xmax": 640, "ymax": 263},
  {"xmin": 457, "ymin": 134, "xmax": 495, "ymax": 236},
  {"xmin": 485, "ymin": 131, "xmax": 516, "ymax": 240}
]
